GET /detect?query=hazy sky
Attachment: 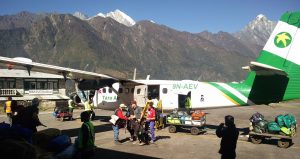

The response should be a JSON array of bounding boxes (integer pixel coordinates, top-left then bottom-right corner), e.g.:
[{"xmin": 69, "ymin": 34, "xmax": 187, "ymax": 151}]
[{"xmin": 1, "ymin": 0, "xmax": 299, "ymax": 33}]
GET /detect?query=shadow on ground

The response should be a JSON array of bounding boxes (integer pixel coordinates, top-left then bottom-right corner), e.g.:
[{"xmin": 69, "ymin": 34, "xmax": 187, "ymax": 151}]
[{"xmin": 93, "ymin": 147, "xmax": 160, "ymax": 159}]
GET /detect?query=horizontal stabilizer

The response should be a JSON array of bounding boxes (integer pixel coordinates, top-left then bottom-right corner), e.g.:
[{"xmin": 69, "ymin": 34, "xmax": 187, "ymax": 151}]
[{"xmin": 242, "ymin": 61, "xmax": 287, "ymax": 76}]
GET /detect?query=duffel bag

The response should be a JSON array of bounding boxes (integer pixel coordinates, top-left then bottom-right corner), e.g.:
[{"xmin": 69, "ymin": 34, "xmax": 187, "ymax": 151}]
[
  {"xmin": 268, "ymin": 121, "xmax": 281, "ymax": 133},
  {"xmin": 283, "ymin": 114, "xmax": 296, "ymax": 128},
  {"xmin": 256, "ymin": 120, "xmax": 268, "ymax": 133},
  {"xmin": 280, "ymin": 127, "xmax": 291, "ymax": 136},
  {"xmin": 47, "ymin": 134, "xmax": 71, "ymax": 153},
  {"xmin": 250, "ymin": 112, "xmax": 264, "ymax": 123},
  {"xmin": 192, "ymin": 110, "xmax": 205, "ymax": 120},
  {"xmin": 275, "ymin": 115, "xmax": 285, "ymax": 127}
]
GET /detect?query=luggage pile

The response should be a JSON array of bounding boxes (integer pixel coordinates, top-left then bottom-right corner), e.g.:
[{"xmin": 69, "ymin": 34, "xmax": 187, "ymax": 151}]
[
  {"xmin": 0, "ymin": 124, "xmax": 76, "ymax": 159},
  {"xmin": 167, "ymin": 109, "xmax": 206, "ymax": 126},
  {"xmin": 53, "ymin": 106, "xmax": 73, "ymax": 121},
  {"xmin": 249, "ymin": 112, "xmax": 297, "ymax": 136}
]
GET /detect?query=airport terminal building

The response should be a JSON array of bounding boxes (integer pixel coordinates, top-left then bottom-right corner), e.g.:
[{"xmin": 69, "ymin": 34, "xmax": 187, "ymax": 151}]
[{"xmin": 0, "ymin": 69, "xmax": 69, "ymax": 106}]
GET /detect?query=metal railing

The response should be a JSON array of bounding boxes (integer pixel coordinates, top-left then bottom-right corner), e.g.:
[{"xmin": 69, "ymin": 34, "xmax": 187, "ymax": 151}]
[{"xmin": 0, "ymin": 89, "xmax": 17, "ymax": 96}]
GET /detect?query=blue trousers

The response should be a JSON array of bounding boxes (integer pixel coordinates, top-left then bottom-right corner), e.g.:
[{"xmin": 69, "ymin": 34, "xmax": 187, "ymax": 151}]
[
  {"xmin": 112, "ymin": 125, "xmax": 119, "ymax": 141},
  {"xmin": 146, "ymin": 121, "xmax": 155, "ymax": 141}
]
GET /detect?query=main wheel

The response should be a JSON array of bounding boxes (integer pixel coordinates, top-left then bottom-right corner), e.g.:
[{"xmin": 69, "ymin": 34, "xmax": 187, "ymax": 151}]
[
  {"xmin": 169, "ymin": 125, "xmax": 177, "ymax": 133},
  {"xmin": 277, "ymin": 139, "xmax": 291, "ymax": 148},
  {"xmin": 191, "ymin": 127, "xmax": 200, "ymax": 135},
  {"xmin": 250, "ymin": 135, "xmax": 263, "ymax": 144}
]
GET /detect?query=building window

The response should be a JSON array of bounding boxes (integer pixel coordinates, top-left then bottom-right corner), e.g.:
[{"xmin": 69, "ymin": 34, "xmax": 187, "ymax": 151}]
[
  {"xmin": 125, "ymin": 88, "xmax": 129, "ymax": 94},
  {"xmin": 24, "ymin": 79, "xmax": 58, "ymax": 91},
  {"xmin": 131, "ymin": 88, "xmax": 134, "ymax": 93},
  {"xmin": 162, "ymin": 88, "xmax": 168, "ymax": 94},
  {"xmin": 137, "ymin": 88, "xmax": 141, "ymax": 94},
  {"xmin": 0, "ymin": 78, "xmax": 16, "ymax": 89},
  {"xmin": 0, "ymin": 80, "xmax": 3, "ymax": 89},
  {"xmin": 118, "ymin": 88, "xmax": 123, "ymax": 93}
]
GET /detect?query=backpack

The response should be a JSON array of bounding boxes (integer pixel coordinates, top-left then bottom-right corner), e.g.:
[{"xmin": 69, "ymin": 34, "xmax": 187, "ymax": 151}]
[
  {"xmin": 192, "ymin": 110, "xmax": 205, "ymax": 120},
  {"xmin": 267, "ymin": 121, "xmax": 281, "ymax": 133},
  {"xmin": 249, "ymin": 112, "xmax": 264, "ymax": 124},
  {"xmin": 283, "ymin": 114, "xmax": 297, "ymax": 128},
  {"xmin": 275, "ymin": 115, "xmax": 285, "ymax": 127},
  {"xmin": 155, "ymin": 108, "xmax": 161, "ymax": 121},
  {"xmin": 114, "ymin": 109, "xmax": 126, "ymax": 128}
]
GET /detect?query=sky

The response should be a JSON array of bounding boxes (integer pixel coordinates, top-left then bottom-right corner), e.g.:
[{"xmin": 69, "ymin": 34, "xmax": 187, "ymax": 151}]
[{"xmin": 0, "ymin": 0, "xmax": 299, "ymax": 33}]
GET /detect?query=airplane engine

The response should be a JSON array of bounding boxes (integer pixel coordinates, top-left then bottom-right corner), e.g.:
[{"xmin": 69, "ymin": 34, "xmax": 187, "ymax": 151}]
[{"xmin": 70, "ymin": 90, "xmax": 95, "ymax": 106}]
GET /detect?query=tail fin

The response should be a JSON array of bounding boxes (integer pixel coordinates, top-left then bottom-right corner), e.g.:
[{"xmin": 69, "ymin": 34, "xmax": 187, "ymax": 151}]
[{"xmin": 244, "ymin": 11, "xmax": 300, "ymax": 104}]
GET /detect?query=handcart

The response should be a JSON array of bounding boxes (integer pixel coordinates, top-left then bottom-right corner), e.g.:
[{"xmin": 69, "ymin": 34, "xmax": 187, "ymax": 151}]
[
  {"xmin": 167, "ymin": 115, "xmax": 206, "ymax": 135},
  {"xmin": 249, "ymin": 125, "xmax": 296, "ymax": 148}
]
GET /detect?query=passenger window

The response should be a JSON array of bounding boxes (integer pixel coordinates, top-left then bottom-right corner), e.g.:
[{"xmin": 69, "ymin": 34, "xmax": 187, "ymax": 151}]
[
  {"xmin": 109, "ymin": 88, "xmax": 112, "ymax": 93},
  {"xmin": 103, "ymin": 88, "xmax": 106, "ymax": 93},
  {"xmin": 163, "ymin": 88, "xmax": 168, "ymax": 94},
  {"xmin": 119, "ymin": 88, "xmax": 123, "ymax": 93},
  {"xmin": 137, "ymin": 88, "xmax": 141, "ymax": 94}
]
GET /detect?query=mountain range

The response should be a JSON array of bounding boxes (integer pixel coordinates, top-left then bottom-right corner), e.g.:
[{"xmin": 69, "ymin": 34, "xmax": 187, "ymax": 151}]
[{"xmin": 0, "ymin": 10, "xmax": 277, "ymax": 82}]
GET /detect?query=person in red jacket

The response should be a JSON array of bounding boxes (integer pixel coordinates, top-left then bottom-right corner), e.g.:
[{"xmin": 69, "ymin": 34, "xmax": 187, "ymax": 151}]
[
  {"xmin": 112, "ymin": 104, "xmax": 130, "ymax": 144},
  {"xmin": 146, "ymin": 102, "xmax": 156, "ymax": 144}
]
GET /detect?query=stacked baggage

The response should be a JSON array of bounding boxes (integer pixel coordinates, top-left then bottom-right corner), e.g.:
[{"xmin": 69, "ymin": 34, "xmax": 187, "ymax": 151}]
[
  {"xmin": 249, "ymin": 112, "xmax": 297, "ymax": 136},
  {"xmin": 167, "ymin": 109, "xmax": 206, "ymax": 126},
  {"xmin": 274, "ymin": 114, "xmax": 297, "ymax": 136}
]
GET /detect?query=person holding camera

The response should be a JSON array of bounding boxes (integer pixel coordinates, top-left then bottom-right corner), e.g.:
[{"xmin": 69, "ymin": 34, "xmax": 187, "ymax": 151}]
[{"xmin": 216, "ymin": 115, "xmax": 239, "ymax": 159}]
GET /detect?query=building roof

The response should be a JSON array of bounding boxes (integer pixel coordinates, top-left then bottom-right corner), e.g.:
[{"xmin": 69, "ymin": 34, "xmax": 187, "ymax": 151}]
[{"xmin": 0, "ymin": 69, "xmax": 64, "ymax": 79}]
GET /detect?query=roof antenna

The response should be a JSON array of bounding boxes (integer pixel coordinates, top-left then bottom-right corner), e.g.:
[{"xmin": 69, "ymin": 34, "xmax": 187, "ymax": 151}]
[
  {"xmin": 25, "ymin": 65, "xmax": 32, "ymax": 76},
  {"xmin": 133, "ymin": 68, "xmax": 136, "ymax": 80}
]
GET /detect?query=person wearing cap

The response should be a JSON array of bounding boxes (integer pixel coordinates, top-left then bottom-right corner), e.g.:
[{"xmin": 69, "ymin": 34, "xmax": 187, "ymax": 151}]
[
  {"xmin": 216, "ymin": 115, "xmax": 239, "ymax": 159},
  {"xmin": 112, "ymin": 103, "xmax": 130, "ymax": 144}
]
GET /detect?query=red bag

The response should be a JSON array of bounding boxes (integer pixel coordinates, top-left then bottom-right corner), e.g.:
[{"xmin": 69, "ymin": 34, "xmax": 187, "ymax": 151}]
[{"xmin": 191, "ymin": 110, "xmax": 205, "ymax": 120}]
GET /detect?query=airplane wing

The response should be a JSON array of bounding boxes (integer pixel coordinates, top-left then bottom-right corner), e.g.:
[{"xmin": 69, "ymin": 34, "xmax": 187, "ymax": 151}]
[
  {"xmin": 0, "ymin": 56, "xmax": 117, "ymax": 80},
  {"xmin": 242, "ymin": 61, "xmax": 287, "ymax": 76}
]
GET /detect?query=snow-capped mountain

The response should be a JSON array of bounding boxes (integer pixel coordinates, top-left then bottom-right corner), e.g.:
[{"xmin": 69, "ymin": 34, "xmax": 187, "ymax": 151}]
[
  {"xmin": 91, "ymin": 9, "xmax": 136, "ymax": 27},
  {"xmin": 73, "ymin": 11, "xmax": 88, "ymax": 20},
  {"xmin": 234, "ymin": 14, "xmax": 277, "ymax": 47}
]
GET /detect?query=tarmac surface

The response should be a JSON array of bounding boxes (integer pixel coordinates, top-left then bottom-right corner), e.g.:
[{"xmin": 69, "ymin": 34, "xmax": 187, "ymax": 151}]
[{"xmin": 1, "ymin": 104, "xmax": 300, "ymax": 159}]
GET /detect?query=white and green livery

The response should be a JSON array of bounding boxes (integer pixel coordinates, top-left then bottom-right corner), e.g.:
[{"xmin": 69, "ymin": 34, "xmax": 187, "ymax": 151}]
[{"xmin": 102, "ymin": 11, "xmax": 300, "ymax": 110}]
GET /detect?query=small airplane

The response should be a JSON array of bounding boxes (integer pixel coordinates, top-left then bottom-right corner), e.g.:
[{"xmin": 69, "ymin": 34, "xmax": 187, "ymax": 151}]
[{"xmin": 0, "ymin": 11, "xmax": 300, "ymax": 111}]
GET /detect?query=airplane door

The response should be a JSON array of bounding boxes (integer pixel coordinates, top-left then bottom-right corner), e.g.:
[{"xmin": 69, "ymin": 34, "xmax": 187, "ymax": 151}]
[{"xmin": 134, "ymin": 85, "xmax": 148, "ymax": 107}]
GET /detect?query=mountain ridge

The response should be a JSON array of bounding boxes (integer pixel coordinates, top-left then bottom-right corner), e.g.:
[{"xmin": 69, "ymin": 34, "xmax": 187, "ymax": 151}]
[{"xmin": 0, "ymin": 11, "xmax": 276, "ymax": 82}]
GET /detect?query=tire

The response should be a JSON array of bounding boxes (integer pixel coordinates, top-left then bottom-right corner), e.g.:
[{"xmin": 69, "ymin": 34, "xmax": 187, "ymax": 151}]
[
  {"xmin": 169, "ymin": 125, "xmax": 177, "ymax": 133},
  {"xmin": 250, "ymin": 135, "xmax": 263, "ymax": 144},
  {"xmin": 191, "ymin": 127, "xmax": 199, "ymax": 135},
  {"xmin": 277, "ymin": 139, "xmax": 291, "ymax": 148}
]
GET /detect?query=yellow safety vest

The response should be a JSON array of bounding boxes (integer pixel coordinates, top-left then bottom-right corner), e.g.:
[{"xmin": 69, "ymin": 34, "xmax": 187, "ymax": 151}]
[
  {"xmin": 84, "ymin": 101, "xmax": 92, "ymax": 111},
  {"xmin": 5, "ymin": 101, "xmax": 12, "ymax": 113}
]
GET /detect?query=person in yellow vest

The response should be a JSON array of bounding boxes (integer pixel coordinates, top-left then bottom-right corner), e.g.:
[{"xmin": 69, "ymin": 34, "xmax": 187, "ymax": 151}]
[
  {"xmin": 4, "ymin": 97, "xmax": 15, "ymax": 125},
  {"xmin": 155, "ymin": 99, "xmax": 164, "ymax": 130},
  {"xmin": 84, "ymin": 96, "xmax": 95, "ymax": 120},
  {"xmin": 76, "ymin": 111, "xmax": 95, "ymax": 159},
  {"xmin": 184, "ymin": 92, "xmax": 192, "ymax": 114},
  {"xmin": 68, "ymin": 99, "xmax": 75, "ymax": 113}
]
